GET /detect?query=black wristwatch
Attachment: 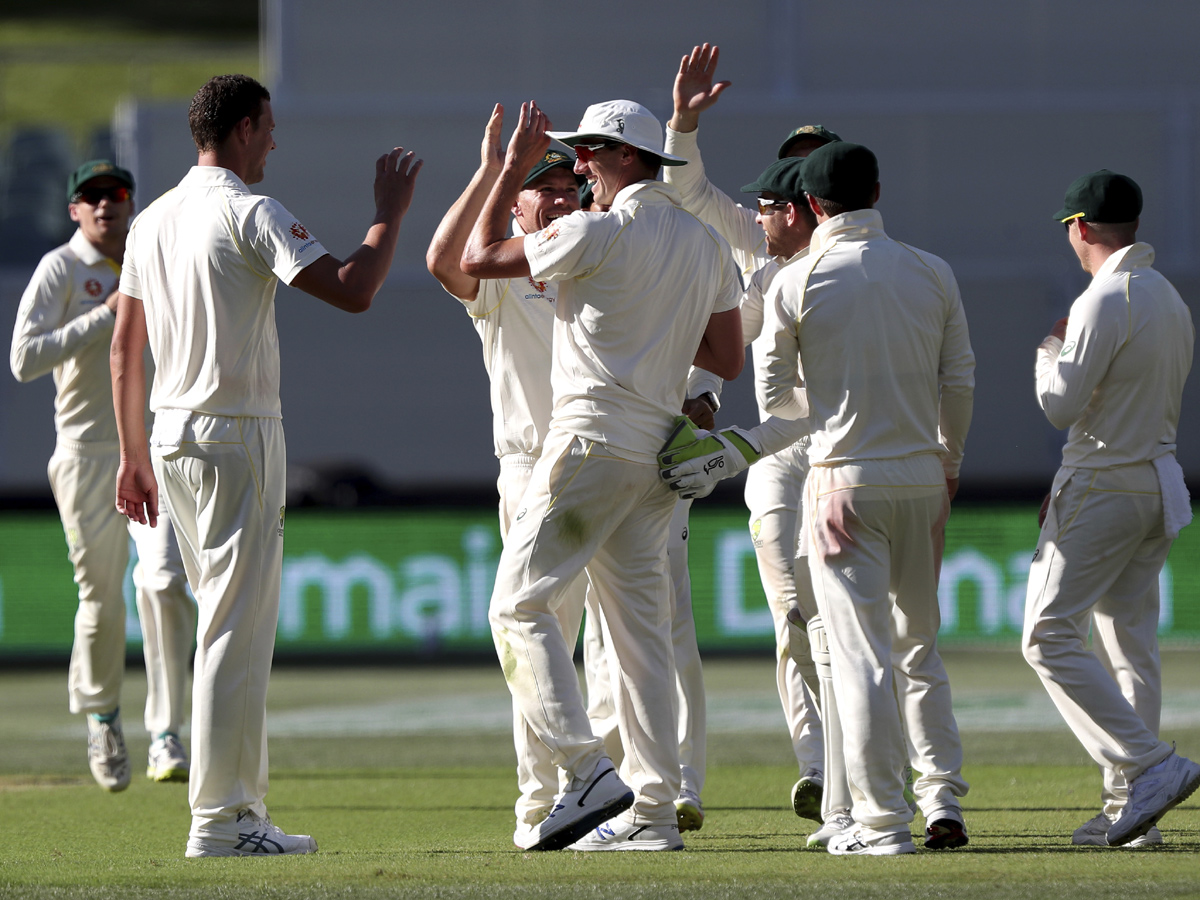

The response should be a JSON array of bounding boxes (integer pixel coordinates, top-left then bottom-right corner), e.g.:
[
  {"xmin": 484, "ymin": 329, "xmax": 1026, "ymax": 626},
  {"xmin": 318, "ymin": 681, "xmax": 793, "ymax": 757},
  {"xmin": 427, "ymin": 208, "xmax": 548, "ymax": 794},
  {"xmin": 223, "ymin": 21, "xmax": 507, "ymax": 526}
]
[{"xmin": 695, "ymin": 391, "xmax": 720, "ymax": 413}]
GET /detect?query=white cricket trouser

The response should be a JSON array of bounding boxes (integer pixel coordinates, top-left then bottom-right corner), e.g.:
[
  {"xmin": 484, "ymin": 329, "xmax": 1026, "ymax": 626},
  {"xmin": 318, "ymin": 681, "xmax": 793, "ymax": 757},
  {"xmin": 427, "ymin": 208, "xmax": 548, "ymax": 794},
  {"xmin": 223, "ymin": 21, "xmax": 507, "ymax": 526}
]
[
  {"xmin": 154, "ymin": 415, "xmax": 286, "ymax": 839},
  {"xmin": 498, "ymin": 453, "xmax": 589, "ymax": 826},
  {"xmin": 580, "ymin": 498, "xmax": 706, "ymax": 797},
  {"xmin": 806, "ymin": 456, "xmax": 967, "ymax": 832},
  {"xmin": 490, "ymin": 429, "xmax": 680, "ymax": 825},
  {"xmin": 1023, "ymin": 462, "xmax": 1173, "ymax": 793},
  {"xmin": 744, "ymin": 447, "xmax": 823, "ymax": 775},
  {"xmin": 49, "ymin": 438, "xmax": 193, "ymax": 734}
]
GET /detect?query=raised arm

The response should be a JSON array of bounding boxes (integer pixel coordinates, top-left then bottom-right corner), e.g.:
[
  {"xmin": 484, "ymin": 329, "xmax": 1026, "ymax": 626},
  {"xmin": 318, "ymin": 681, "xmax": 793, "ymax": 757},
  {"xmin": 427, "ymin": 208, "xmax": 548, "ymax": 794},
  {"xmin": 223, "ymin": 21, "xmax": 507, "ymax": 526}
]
[
  {"xmin": 667, "ymin": 43, "xmax": 731, "ymax": 136},
  {"xmin": 289, "ymin": 146, "xmax": 423, "ymax": 312},
  {"xmin": 461, "ymin": 102, "xmax": 549, "ymax": 280},
  {"xmin": 425, "ymin": 105, "xmax": 506, "ymax": 301},
  {"xmin": 110, "ymin": 291, "xmax": 157, "ymax": 526}
]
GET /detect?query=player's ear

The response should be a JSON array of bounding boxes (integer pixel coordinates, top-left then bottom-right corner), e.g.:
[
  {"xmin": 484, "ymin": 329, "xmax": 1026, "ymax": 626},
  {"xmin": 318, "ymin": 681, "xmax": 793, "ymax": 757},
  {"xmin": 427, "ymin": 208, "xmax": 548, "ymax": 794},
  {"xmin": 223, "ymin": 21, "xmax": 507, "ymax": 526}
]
[
  {"xmin": 68, "ymin": 203, "xmax": 81, "ymax": 223},
  {"xmin": 872, "ymin": 182, "xmax": 881, "ymax": 204}
]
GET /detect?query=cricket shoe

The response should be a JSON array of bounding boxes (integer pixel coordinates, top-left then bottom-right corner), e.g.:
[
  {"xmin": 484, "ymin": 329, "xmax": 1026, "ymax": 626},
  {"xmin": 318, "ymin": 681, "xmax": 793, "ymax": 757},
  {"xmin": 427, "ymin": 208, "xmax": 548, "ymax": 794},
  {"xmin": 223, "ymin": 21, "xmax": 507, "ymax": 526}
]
[
  {"xmin": 791, "ymin": 768, "xmax": 824, "ymax": 823},
  {"xmin": 806, "ymin": 812, "xmax": 854, "ymax": 849},
  {"xmin": 513, "ymin": 808, "xmax": 551, "ymax": 850},
  {"xmin": 87, "ymin": 711, "xmax": 131, "ymax": 792},
  {"xmin": 924, "ymin": 816, "xmax": 969, "ymax": 850},
  {"xmin": 1107, "ymin": 752, "xmax": 1200, "ymax": 846},
  {"xmin": 569, "ymin": 814, "xmax": 683, "ymax": 851},
  {"xmin": 675, "ymin": 789, "xmax": 705, "ymax": 833},
  {"xmin": 186, "ymin": 810, "xmax": 317, "ymax": 857},
  {"xmin": 147, "ymin": 733, "xmax": 189, "ymax": 783},
  {"xmin": 828, "ymin": 825, "xmax": 916, "ymax": 856},
  {"xmin": 1072, "ymin": 812, "xmax": 1161, "ymax": 847},
  {"xmin": 524, "ymin": 757, "xmax": 634, "ymax": 851}
]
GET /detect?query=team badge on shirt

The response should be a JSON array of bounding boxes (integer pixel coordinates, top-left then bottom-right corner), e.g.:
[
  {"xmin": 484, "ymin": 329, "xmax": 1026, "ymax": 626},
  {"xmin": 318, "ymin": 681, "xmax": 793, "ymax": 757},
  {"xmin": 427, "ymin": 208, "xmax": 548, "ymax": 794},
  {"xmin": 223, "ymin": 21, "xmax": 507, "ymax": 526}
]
[
  {"xmin": 1060, "ymin": 341, "xmax": 1076, "ymax": 357},
  {"xmin": 537, "ymin": 222, "xmax": 561, "ymax": 245},
  {"xmin": 751, "ymin": 518, "xmax": 763, "ymax": 548},
  {"xmin": 528, "ymin": 277, "xmax": 548, "ymax": 294},
  {"xmin": 289, "ymin": 222, "xmax": 310, "ymax": 241},
  {"xmin": 277, "ymin": 506, "xmax": 286, "ymax": 536},
  {"xmin": 84, "ymin": 279, "xmax": 103, "ymax": 297}
]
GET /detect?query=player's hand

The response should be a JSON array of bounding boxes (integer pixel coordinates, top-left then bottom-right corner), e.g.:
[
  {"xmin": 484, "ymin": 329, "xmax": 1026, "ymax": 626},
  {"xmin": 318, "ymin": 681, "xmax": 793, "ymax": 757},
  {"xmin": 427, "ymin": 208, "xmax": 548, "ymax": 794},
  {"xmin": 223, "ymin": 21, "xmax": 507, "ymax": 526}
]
[
  {"xmin": 374, "ymin": 146, "xmax": 424, "ymax": 222},
  {"xmin": 670, "ymin": 43, "xmax": 731, "ymax": 133},
  {"xmin": 481, "ymin": 103, "xmax": 505, "ymax": 174},
  {"xmin": 658, "ymin": 415, "xmax": 762, "ymax": 499},
  {"xmin": 505, "ymin": 101, "xmax": 552, "ymax": 177},
  {"xmin": 115, "ymin": 458, "xmax": 159, "ymax": 527},
  {"xmin": 1049, "ymin": 317, "xmax": 1069, "ymax": 341},
  {"xmin": 682, "ymin": 396, "xmax": 716, "ymax": 431}
]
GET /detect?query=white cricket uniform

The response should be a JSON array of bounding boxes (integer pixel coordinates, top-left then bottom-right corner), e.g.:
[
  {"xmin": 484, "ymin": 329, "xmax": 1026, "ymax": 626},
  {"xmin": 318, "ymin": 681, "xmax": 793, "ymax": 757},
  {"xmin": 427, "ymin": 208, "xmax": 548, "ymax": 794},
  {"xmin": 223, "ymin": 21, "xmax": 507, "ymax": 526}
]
[
  {"xmin": 664, "ymin": 126, "xmax": 824, "ymax": 781},
  {"xmin": 10, "ymin": 229, "xmax": 193, "ymax": 736},
  {"xmin": 760, "ymin": 209, "xmax": 975, "ymax": 834},
  {"xmin": 451, "ymin": 268, "xmax": 591, "ymax": 826},
  {"xmin": 119, "ymin": 166, "xmax": 327, "ymax": 842},
  {"xmin": 489, "ymin": 180, "xmax": 741, "ymax": 826},
  {"xmin": 1023, "ymin": 241, "xmax": 1193, "ymax": 807}
]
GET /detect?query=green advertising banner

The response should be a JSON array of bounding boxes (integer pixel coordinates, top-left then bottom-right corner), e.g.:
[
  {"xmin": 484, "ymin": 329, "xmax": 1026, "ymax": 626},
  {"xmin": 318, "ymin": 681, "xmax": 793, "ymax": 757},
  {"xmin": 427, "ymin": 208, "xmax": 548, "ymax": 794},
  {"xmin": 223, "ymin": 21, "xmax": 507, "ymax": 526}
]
[{"xmin": 0, "ymin": 504, "xmax": 1197, "ymax": 658}]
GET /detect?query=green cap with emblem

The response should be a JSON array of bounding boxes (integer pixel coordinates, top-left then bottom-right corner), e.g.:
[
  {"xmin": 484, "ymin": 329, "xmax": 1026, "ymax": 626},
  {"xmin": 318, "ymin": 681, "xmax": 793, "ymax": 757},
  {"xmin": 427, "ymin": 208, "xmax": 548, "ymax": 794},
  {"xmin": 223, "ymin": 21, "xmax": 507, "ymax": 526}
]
[
  {"xmin": 67, "ymin": 159, "xmax": 134, "ymax": 202},
  {"xmin": 777, "ymin": 124, "xmax": 841, "ymax": 159},
  {"xmin": 1053, "ymin": 169, "xmax": 1142, "ymax": 224},
  {"xmin": 800, "ymin": 141, "xmax": 878, "ymax": 208},
  {"xmin": 524, "ymin": 149, "xmax": 584, "ymax": 188},
  {"xmin": 741, "ymin": 157, "xmax": 807, "ymax": 204}
]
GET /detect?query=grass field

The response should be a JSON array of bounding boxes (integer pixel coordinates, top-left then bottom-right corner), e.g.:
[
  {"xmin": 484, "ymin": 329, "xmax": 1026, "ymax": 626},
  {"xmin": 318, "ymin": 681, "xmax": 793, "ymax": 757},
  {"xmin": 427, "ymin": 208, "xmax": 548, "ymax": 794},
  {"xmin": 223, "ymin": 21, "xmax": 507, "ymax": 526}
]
[{"xmin": 2, "ymin": 652, "xmax": 1199, "ymax": 899}]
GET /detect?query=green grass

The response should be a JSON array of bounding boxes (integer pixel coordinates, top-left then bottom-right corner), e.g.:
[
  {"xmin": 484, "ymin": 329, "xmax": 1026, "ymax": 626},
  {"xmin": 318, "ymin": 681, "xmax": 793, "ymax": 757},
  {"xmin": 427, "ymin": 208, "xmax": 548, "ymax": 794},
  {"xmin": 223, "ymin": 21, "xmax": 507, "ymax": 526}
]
[
  {"xmin": 0, "ymin": 21, "xmax": 257, "ymax": 143},
  {"xmin": 1, "ymin": 656, "xmax": 1199, "ymax": 899}
]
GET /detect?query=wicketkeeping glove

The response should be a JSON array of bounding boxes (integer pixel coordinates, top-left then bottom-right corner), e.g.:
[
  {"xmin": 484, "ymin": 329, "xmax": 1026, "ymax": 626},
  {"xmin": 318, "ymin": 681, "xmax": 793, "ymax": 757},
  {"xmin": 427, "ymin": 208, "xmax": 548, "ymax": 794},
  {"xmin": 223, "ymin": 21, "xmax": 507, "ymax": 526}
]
[{"xmin": 657, "ymin": 415, "xmax": 763, "ymax": 500}]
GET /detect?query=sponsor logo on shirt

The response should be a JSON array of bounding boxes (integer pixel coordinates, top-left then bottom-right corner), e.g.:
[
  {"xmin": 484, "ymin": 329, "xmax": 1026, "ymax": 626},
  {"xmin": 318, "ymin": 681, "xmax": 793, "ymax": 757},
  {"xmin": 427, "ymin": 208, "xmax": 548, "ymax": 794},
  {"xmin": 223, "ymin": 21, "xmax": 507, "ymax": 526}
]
[
  {"xmin": 750, "ymin": 518, "xmax": 763, "ymax": 548},
  {"xmin": 289, "ymin": 222, "xmax": 310, "ymax": 241},
  {"xmin": 84, "ymin": 279, "xmax": 103, "ymax": 297},
  {"xmin": 278, "ymin": 506, "xmax": 286, "ymax": 536},
  {"xmin": 1059, "ymin": 341, "xmax": 1075, "ymax": 357}
]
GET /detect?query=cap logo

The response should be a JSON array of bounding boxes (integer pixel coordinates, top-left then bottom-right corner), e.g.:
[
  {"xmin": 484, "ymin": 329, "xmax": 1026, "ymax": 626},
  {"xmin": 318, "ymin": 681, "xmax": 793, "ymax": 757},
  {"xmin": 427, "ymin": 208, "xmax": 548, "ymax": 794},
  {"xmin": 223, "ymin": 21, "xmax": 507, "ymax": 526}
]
[
  {"xmin": 615, "ymin": 117, "xmax": 625, "ymax": 134},
  {"xmin": 289, "ymin": 222, "xmax": 310, "ymax": 241},
  {"xmin": 94, "ymin": 163, "xmax": 113, "ymax": 173}
]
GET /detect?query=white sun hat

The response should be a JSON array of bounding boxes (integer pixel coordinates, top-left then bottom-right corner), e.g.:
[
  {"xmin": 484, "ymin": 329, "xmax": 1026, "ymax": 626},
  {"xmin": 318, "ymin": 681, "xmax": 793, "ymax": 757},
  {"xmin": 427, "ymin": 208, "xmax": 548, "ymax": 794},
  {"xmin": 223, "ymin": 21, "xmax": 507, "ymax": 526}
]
[{"xmin": 546, "ymin": 99, "xmax": 687, "ymax": 166}]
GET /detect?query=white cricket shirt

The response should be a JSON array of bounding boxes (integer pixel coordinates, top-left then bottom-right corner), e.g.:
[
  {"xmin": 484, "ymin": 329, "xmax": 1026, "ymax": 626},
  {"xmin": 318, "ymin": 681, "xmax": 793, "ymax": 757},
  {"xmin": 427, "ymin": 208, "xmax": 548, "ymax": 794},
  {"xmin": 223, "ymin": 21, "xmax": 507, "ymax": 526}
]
[
  {"xmin": 10, "ymin": 229, "xmax": 121, "ymax": 443},
  {"xmin": 1036, "ymin": 242, "xmax": 1193, "ymax": 469},
  {"xmin": 119, "ymin": 166, "xmax": 328, "ymax": 418},
  {"xmin": 524, "ymin": 180, "xmax": 742, "ymax": 464},
  {"xmin": 454, "ymin": 273, "xmax": 557, "ymax": 459},
  {"xmin": 759, "ymin": 209, "xmax": 975, "ymax": 477}
]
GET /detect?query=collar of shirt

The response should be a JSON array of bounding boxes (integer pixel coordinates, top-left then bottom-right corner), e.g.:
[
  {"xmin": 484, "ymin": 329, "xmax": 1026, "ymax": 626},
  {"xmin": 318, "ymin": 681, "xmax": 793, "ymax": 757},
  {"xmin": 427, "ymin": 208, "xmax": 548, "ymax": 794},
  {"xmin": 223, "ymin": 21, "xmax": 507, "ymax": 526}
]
[
  {"xmin": 775, "ymin": 245, "xmax": 810, "ymax": 268},
  {"xmin": 611, "ymin": 179, "xmax": 684, "ymax": 212},
  {"xmin": 68, "ymin": 228, "xmax": 112, "ymax": 267},
  {"xmin": 808, "ymin": 208, "xmax": 886, "ymax": 256},
  {"xmin": 181, "ymin": 165, "xmax": 252, "ymax": 194},
  {"xmin": 1092, "ymin": 241, "xmax": 1154, "ymax": 280}
]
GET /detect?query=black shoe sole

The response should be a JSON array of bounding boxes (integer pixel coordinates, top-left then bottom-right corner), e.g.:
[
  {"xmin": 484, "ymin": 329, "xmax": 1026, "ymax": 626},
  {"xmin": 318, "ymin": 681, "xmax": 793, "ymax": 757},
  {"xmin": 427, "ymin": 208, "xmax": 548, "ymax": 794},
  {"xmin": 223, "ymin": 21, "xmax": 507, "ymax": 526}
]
[
  {"xmin": 528, "ymin": 791, "xmax": 635, "ymax": 851},
  {"xmin": 925, "ymin": 819, "xmax": 969, "ymax": 850}
]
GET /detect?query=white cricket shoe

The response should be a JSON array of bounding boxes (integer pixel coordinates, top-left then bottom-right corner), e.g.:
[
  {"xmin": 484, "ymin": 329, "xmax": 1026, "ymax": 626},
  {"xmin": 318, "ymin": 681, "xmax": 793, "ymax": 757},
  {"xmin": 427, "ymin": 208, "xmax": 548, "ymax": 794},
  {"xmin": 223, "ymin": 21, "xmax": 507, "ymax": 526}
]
[
  {"xmin": 87, "ymin": 712, "xmax": 131, "ymax": 792},
  {"xmin": 1072, "ymin": 812, "xmax": 1161, "ymax": 847},
  {"xmin": 828, "ymin": 825, "xmax": 916, "ymax": 856},
  {"xmin": 513, "ymin": 808, "xmax": 551, "ymax": 850},
  {"xmin": 186, "ymin": 810, "xmax": 318, "ymax": 857},
  {"xmin": 147, "ymin": 733, "xmax": 189, "ymax": 783},
  {"xmin": 791, "ymin": 768, "xmax": 824, "ymax": 823},
  {"xmin": 1107, "ymin": 752, "xmax": 1200, "ymax": 846},
  {"xmin": 806, "ymin": 812, "xmax": 854, "ymax": 849},
  {"xmin": 675, "ymin": 789, "xmax": 705, "ymax": 833},
  {"xmin": 525, "ymin": 757, "xmax": 634, "ymax": 852},
  {"xmin": 569, "ymin": 814, "xmax": 683, "ymax": 851}
]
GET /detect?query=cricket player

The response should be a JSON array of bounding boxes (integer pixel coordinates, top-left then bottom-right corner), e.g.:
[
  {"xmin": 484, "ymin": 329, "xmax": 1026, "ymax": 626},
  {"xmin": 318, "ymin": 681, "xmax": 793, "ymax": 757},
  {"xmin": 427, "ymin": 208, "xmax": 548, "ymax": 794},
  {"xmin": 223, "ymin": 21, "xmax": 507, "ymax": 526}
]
[
  {"xmin": 663, "ymin": 141, "xmax": 975, "ymax": 855},
  {"xmin": 1024, "ymin": 169, "xmax": 1199, "ymax": 847},
  {"xmin": 426, "ymin": 106, "xmax": 596, "ymax": 848},
  {"xmin": 461, "ymin": 99, "xmax": 744, "ymax": 851},
  {"xmin": 10, "ymin": 159, "xmax": 195, "ymax": 792},
  {"xmin": 110, "ymin": 74, "xmax": 422, "ymax": 857},
  {"xmin": 663, "ymin": 42, "xmax": 841, "ymax": 839}
]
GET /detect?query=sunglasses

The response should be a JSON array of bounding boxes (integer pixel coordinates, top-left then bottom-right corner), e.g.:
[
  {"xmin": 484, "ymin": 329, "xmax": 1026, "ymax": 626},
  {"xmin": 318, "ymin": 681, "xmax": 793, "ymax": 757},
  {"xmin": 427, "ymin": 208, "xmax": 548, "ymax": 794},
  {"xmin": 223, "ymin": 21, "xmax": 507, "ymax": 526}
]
[
  {"xmin": 756, "ymin": 197, "xmax": 790, "ymax": 215},
  {"xmin": 72, "ymin": 186, "xmax": 131, "ymax": 205},
  {"xmin": 573, "ymin": 142, "xmax": 618, "ymax": 162}
]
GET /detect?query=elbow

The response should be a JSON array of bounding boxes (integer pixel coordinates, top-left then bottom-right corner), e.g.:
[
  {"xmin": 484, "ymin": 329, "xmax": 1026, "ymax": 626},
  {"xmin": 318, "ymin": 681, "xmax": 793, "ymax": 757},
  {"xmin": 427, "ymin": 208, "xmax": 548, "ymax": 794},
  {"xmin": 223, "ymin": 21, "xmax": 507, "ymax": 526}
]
[
  {"xmin": 343, "ymin": 292, "xmax": 373, "ymax": 314},
  {"xmin": 10, "ymin": 352, "xmax": 33, "ymax": 383},
  {"xmin": 459, "ymin": 248, "xmax": 486, "ymax": 279}
]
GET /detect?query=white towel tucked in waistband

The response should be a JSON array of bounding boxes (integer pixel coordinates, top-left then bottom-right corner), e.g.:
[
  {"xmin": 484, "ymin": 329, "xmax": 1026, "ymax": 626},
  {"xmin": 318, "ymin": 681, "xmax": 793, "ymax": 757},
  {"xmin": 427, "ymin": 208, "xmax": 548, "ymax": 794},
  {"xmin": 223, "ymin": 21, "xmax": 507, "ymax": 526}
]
[
  {"xmin": 150, "ymin": 408, "xmax": 192, "ymax": 453},
  {"xmin": 1153, "ymin": 453, "xmax": 1192, "ymax": 539}
]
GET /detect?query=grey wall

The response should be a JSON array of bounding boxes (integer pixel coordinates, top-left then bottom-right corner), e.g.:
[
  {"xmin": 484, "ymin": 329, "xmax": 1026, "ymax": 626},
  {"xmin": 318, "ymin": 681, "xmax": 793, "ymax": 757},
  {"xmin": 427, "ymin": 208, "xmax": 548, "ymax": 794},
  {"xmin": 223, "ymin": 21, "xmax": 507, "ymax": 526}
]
[{"xmin": 2, "ymin": 0, "xmax": 1198, "ymax": 493}]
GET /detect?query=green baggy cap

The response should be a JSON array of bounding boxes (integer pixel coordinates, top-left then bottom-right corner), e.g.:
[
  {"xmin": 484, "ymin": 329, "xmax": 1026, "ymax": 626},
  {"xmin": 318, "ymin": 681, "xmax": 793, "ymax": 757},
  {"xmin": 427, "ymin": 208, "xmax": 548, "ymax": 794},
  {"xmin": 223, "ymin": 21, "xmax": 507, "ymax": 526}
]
[
  {"xmin": 741, "ymin": 157, "xmax": 807, "ymax": 205},
  {"xmin": 777, "ymin": 124, "xmax": 841, "ymax": 159},
  {"xmin": 1053, "ymin": 169, "xmax": 1142, "ymax": 223},
  {"xmin": 67, "ymin": 159, "xmax": 134, "ymax": 202},
  {"xmin": 524, "ymin": 149, "xmax": 583, "ymax": 188},
  {"xmin": 800, "ymin": 142, "xmax": 878, "ymax": 208}
]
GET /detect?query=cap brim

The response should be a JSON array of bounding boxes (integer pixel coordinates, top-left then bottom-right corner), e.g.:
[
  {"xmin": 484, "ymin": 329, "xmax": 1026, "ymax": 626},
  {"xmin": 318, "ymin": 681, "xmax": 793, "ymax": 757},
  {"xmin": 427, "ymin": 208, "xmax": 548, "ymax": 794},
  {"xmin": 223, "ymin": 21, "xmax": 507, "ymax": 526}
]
[
  {"xmin": 1053, "ymin": 208, "xmax": 1083, "ymax": 223},
  {"xmin": 547, "ymin": 133, "xmax": 687, "ymax": 166}
]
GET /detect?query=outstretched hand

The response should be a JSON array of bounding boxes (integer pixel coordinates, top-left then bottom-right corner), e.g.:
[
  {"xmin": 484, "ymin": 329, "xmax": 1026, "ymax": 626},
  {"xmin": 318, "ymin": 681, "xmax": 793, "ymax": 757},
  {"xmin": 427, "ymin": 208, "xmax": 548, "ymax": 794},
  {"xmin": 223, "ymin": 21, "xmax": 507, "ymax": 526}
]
[
  {"xmin": 671, "ymin": 43, "xmax": 732, "ymax": 133},
  {"xmin": 374, "ymin": 146, "xmax": 424, "ymax": 221},
  {"xmin": 481, "ymin": 103, "xmax": 505, "ymax": 173},
  {"xmin": 506, "ymin": 101, "xmax": 552, "ymax": 178}
]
